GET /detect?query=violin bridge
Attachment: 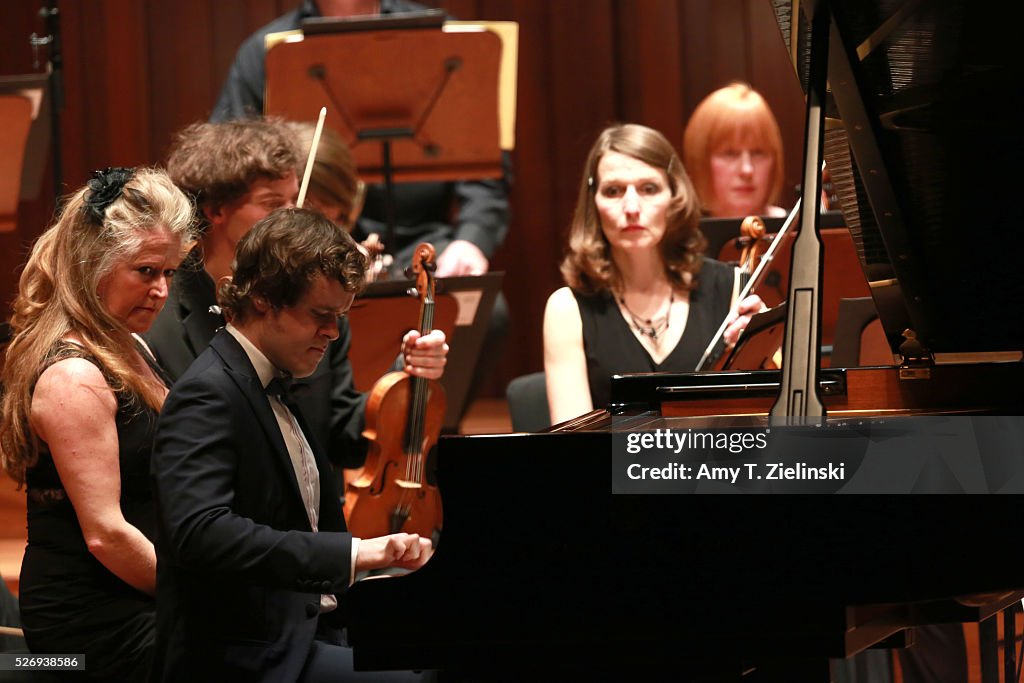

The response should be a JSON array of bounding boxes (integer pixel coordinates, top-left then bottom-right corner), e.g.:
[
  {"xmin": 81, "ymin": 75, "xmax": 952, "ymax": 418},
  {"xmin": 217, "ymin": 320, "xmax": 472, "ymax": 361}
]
[{"xmin": 394, "ymin": 479, "xmax": 423, "ymax": 490}]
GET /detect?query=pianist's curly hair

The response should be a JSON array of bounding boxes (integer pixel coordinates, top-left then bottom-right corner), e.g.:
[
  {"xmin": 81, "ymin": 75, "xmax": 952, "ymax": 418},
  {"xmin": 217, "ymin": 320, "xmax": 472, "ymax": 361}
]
[
  {"xmin": 218, "ymin": 208, "xmax": 368, "ymax": 324},
  {"xmin": 0, "ymin": 168, "xmax": 195, "ymax": 485},
  {"xmin": 561, "ymin": 123, "xmax": 706, "ymax": 295}
]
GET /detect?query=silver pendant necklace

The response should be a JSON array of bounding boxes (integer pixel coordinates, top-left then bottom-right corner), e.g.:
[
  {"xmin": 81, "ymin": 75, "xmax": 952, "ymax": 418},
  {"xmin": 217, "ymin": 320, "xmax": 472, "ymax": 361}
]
[{"xmin": 618, "ymin": 291, "xmax": 674, "ymax": 342}]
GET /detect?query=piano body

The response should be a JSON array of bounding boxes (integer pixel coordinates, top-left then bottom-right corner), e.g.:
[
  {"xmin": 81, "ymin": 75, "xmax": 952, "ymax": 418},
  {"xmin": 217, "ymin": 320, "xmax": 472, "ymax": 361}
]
[{"xmin": 344, "ymin": 1, "xmax": 1024, "ymax": 679}]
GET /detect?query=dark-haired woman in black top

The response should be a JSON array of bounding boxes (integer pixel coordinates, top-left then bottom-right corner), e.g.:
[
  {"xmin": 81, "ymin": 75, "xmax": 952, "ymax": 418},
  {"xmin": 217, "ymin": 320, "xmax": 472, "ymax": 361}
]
[{"xmin": 543, "ymin": 124, "xmax": 763, "ymax": 424}]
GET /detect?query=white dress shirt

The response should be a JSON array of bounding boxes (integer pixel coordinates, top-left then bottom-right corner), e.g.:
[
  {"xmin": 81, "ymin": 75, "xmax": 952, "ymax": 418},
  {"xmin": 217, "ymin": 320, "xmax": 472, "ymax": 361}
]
[{"xmin": 225, "ymin": 325, "xmax": 359, "ymax": 610}]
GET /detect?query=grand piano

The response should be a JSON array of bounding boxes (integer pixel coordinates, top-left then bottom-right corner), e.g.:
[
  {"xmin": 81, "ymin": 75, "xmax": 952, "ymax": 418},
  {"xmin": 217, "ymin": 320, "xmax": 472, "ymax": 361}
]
[{"xmin": 343, "ymin": 1, "xmax": 1024, "ymax": 679}]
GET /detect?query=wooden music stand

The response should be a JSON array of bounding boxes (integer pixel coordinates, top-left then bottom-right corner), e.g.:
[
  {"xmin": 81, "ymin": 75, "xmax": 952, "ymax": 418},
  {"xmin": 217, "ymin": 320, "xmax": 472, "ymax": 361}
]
[
  {"xmin": 0, "ymin": 74, "xmax": 50, "ymax": 233},
  {"xmin": 347, "ymin": 272, "xmax": 502, "ymax": 433},
  {"xmin": 264, "ymin": 19, "xmax": 504, "ymax": 184}
]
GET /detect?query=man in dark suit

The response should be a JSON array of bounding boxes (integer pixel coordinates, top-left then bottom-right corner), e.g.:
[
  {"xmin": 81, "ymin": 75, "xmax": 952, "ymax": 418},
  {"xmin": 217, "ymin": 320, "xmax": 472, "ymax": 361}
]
[{"xmin": 151, "ymin": 208, "xmax": 433, "ymax": 682}]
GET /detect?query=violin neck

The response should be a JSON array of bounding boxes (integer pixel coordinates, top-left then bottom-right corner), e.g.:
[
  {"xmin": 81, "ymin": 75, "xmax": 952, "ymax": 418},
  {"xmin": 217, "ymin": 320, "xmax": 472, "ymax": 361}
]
[
  {"xmin": 404, "ymin": 297, "xmax": 435, "ymax": 455},
  {"xmin": 404, "ymin": 375, "xmax": 428, "ymax": 455},
  {"xmin": 419, "ymin": 298, "xmax": 435, "ymax": 336}
]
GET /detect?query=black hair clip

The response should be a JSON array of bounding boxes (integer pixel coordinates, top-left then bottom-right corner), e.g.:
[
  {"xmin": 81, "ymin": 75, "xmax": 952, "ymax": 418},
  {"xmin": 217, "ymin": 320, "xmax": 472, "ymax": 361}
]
[{"xmin": 84, "ymin": 167, "xmax": 136, "ymax": 225}]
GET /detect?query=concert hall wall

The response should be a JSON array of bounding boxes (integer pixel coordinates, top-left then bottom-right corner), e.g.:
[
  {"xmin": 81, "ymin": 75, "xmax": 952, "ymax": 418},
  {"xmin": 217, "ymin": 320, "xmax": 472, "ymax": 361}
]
[{"xmin": 1, "ymin": 0, "xmax": 804, "ymax": 397}]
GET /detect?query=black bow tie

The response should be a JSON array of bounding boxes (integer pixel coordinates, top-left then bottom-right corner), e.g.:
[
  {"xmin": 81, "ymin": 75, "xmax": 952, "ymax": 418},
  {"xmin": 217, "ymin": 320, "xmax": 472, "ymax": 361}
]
[{"xmin": 266, "ymin": 376, "xmax": 297, "ymax": 407}]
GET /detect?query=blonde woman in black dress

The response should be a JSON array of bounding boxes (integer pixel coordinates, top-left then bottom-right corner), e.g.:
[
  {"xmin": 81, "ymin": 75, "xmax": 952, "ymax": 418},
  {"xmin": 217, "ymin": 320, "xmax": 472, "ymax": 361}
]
[{"xmin": 0, "ymin": 167, "xmax": 194, "ymax": 681}]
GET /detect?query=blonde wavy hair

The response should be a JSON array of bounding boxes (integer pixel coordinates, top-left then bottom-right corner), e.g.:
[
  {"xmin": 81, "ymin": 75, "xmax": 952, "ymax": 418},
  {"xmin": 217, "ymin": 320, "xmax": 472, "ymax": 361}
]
[{"xmin": 0, "ymin": 167, "xmax": 195, "ymax": 485}]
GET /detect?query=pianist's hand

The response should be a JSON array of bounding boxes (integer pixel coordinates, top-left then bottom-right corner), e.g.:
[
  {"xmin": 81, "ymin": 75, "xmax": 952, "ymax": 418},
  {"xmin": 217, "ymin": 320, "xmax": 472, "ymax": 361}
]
[
  {"xmin": 723, "ymin": 295, "xmax": 767, "ymax": 347},
  {"xmin": 356, "ymin": 533, "xmax": 434, "ymax": 572}
]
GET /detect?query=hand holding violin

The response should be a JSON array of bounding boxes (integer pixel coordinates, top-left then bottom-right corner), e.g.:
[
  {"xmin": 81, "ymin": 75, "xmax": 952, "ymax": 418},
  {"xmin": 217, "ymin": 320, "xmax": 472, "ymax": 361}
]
[
  {"xmin": 722, "ymin": 294, "xmax": 767, "ymax": 347},
  {"xmin": 401, "ymin": 329, "xmax": 448, "ymax": 380}
]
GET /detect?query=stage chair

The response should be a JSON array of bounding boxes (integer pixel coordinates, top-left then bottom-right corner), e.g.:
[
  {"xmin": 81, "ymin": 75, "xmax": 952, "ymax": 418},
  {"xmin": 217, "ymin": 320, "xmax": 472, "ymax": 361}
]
[{"xmin": 505, "ymin": 372, "xmax": 550, "ymax": 433}]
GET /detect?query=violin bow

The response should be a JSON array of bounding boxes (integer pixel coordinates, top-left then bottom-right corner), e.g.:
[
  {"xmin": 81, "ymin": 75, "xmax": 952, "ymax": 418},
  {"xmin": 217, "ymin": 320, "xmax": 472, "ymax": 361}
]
[
  {"xmin": 296, "ymin": 106, "xmax": 327, "ymax": 209},
  {"xmin": 693, "ymin": 197, "xmax": 802, "ymax": 371}
]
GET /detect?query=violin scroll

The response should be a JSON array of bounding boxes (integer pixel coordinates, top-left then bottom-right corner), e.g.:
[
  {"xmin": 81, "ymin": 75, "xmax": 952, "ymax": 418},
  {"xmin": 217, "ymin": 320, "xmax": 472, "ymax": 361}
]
[
  {"xmin": 738, "ymin": 215, "xmax": 767, "ymax": 274},
  {"xmin": 410, "ymin": 243, "xmax": 437, "ymax": 303}
]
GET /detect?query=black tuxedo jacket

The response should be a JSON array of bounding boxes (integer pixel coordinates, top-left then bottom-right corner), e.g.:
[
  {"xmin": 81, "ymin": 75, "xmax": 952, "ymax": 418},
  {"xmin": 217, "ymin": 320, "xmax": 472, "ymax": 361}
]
[
  {"xmin": 151, "ymin": 329, "xmax": 353, "ymax": 682},
  {"xmin": 145, "ymin": 256, "xmax": 369, "ymax": 467}
]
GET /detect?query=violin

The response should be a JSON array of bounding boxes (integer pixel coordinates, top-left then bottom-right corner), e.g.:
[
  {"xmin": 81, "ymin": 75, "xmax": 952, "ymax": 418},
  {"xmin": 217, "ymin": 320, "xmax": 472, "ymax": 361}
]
[{"xmin": 345, "ymin": 243, "xmax": 445, "ymax": 539}]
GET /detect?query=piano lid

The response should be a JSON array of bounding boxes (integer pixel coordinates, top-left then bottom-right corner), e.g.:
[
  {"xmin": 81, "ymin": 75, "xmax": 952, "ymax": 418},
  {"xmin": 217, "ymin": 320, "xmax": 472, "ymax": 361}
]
[{"xmin": 773, "ymin": 0, "xmax": 1024, "ymax": 355}]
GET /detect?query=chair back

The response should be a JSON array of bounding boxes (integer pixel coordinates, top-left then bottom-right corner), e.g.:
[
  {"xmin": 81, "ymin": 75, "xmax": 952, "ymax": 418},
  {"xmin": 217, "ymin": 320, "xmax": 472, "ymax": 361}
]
[{"xmin": 505, "ymin": 372, "xmax": 550, "ymax": 433}]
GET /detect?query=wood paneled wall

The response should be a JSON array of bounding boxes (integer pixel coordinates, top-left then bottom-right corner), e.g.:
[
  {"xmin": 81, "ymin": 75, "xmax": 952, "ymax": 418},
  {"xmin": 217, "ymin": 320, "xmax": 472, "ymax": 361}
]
[{"xmin": 1, "ymin": 0, "xmax": 805, "ymax": 396}]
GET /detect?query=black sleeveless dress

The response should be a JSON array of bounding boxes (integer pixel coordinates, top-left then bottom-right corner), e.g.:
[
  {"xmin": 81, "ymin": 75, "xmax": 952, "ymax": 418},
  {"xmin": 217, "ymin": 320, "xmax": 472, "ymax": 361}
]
[
  {"xmin": 19, "ymin": 342, "xmax": 169, "ymax": 682},
  {"xmin": 573, "ymin": 258, "xmax": 735, "ymax": 411}
]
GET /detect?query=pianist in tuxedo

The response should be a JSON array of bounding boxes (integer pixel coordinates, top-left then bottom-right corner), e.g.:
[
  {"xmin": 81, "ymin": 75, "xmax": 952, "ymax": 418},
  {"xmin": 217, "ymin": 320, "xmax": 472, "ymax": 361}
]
[
  {"xmin": 683, "ymin": 82, "xmax": 788, "ymax": 218},
  {"xmin": 543, "ymin": 123, "xmax": 764, "ymax": 423},
  {"xmin": 150, "ymin": 208, "xmax": 433, "ymax": 683}
]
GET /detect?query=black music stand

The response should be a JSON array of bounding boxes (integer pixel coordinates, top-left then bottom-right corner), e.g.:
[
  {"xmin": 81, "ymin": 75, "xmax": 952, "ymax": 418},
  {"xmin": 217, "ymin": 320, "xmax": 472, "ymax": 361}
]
[
  {"xmin": 347, "ymin": 272, "xmax": 502, "ymax": 433},
  {"xmin": 301, "ymin": 9, "xmax": 446, "ymax": 35},
  {"xmin": 264, "ymin": 16, "xmax": 504, "ymax": 251}
]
